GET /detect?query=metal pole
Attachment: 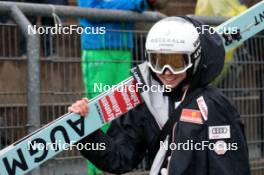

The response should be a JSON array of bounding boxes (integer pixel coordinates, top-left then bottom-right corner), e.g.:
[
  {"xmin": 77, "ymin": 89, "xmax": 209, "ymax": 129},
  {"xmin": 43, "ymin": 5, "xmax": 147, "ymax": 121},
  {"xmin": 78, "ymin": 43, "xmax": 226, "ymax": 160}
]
[
  {"xmin": 0, "ymin": 1, "xmax": 166, "ymax": 22},
  {"xmin": 10, "ymin": 6, "xmax": 40, "ymax": 174},
  {"xmin": 0, "ymin": 2, "xmax": 232, "ymax": 25},
  {"xmin": 187, "ymin": 15, "xmax": 229, "ymax": 25}
]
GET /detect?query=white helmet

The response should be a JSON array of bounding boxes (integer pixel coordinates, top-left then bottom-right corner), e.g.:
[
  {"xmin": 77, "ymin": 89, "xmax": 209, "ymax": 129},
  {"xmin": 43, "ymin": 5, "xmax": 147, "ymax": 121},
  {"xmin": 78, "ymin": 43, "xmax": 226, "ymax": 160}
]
[{"xmin": 145, "ymin": 17, "xmax": 201, "ymax": 74}]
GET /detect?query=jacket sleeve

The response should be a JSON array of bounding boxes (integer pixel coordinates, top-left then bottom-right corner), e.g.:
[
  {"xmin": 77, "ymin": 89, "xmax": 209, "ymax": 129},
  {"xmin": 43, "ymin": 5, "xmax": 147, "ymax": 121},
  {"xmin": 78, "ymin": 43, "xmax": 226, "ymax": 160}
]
[
  {"xmin": 78, "ymin": 104, "xmax": 148, "ymax": 174},
  {"xmin": 205, "ymin": 92, "xmax": 251, "ymax": 175},
  {"xmin": 168, "ymin": 89, "xmax": 251, "ymax": 175},
  {"xmin": 78, "ymin": 0, "xmax": 148, "ymax": 12}
]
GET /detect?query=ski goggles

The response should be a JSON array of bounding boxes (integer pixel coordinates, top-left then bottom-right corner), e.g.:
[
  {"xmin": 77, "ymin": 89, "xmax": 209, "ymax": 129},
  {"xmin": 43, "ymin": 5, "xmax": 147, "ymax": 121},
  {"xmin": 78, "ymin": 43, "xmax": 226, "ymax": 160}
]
[{"xmin": 146, "ymin": 52, "xmax": 193, "ymax": 74}]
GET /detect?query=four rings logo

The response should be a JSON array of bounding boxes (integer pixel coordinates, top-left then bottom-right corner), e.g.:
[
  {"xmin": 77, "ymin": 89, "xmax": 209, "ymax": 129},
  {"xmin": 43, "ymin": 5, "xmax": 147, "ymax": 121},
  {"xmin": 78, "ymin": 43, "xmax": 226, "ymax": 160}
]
[
  {"xmin": 212, "ymin": 127, "xmax": 228, "ymax": 134},
  {"xmin": 209, "ymin": 125, "xmax": 231, "ymax": 140}
]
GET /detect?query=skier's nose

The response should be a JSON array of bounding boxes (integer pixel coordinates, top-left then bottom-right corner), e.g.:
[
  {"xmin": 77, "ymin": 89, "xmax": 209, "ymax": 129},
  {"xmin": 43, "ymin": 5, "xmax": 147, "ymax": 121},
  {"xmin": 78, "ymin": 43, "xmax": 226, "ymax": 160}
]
[{"xmin": 163, "ymin": 68, "xmax": 173, "ymax": 75}]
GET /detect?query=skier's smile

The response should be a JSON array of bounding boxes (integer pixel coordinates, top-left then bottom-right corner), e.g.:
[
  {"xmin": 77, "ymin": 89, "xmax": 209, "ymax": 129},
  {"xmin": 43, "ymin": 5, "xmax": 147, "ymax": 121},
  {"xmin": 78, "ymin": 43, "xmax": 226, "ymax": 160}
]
[{"xmin": 156, "ymin": 69, "xmax": 187, "ymax": 88}]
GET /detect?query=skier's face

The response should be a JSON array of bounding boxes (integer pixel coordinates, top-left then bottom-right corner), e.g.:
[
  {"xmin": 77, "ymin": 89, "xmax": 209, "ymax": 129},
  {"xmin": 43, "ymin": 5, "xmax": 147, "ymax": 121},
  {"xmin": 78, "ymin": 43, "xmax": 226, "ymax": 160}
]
[{"xmin": 156, "ymin": 69, "xmax": 187, "ymax": 88}]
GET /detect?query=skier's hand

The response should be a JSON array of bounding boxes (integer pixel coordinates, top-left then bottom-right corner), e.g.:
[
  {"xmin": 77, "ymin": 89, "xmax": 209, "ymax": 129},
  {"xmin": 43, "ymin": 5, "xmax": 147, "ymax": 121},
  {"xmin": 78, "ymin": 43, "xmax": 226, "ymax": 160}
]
[{"xmin": 68, "ymin": 98, "xmax": 89, "ymax": 117}]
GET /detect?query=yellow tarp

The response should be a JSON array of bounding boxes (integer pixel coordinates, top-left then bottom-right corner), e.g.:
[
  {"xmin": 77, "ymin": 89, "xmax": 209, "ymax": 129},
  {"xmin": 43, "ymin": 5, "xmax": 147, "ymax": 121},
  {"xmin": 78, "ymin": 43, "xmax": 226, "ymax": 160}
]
[
  {"xmin": 195, "ymin": 0, "xmax": 247, "ymax": 17},
  {"xmin": 195, "ymin": 0, "xmax": 247, "ymax": 84}
]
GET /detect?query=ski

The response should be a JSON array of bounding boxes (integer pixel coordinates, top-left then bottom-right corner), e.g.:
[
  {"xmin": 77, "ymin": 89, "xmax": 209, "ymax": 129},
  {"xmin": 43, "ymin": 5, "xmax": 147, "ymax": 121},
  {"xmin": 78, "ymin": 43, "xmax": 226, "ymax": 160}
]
[
  {"xmin": 0, "ymin": 1, "xmax": 263, "ymax": 174},
  {"xmin": 0, "ymin": 77, "xmax": 142, "ymax": 175},
  {"xmin": 215, "ymin": 0, "xmax": 264, "ymax": 51}
]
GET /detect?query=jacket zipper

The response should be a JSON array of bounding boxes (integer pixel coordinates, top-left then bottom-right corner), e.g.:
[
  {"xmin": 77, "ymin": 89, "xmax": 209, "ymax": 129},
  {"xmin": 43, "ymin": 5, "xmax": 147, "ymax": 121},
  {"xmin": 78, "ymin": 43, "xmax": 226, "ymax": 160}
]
[
  {"xmin": 167, "ymin": 122, "xmax": 177, "ymax": 175},
  {"xmin": 166, "ymin": 86, "xmax": 188, "ymax": 174}
]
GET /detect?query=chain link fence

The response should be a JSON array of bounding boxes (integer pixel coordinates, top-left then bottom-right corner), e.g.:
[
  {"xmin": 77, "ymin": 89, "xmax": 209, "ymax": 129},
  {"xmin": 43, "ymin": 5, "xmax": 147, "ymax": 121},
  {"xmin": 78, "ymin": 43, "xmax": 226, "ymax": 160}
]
[{"xmin": 0, "ymin": 11, "xmax": 264, "ymax": 175}]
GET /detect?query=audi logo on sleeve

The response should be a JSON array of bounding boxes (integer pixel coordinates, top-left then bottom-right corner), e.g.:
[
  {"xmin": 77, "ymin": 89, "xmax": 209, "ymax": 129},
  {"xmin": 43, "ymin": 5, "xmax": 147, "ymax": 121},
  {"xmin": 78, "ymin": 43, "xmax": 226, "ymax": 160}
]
[
  {"xmin": 208, "ymin": 125, "xmax": 231, "ymax": 140},
  {"xmin": 212, "ymin": 127, "xmax": 227, "ymax": 134}
]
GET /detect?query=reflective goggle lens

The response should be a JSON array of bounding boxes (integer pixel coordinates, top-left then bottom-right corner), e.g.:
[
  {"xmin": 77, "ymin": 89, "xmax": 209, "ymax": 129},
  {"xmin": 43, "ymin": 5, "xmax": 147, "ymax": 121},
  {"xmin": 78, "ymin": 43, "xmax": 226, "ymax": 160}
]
[{"xmin": 148, "ymin": 52, "xmax": 191, "ymax": 74}]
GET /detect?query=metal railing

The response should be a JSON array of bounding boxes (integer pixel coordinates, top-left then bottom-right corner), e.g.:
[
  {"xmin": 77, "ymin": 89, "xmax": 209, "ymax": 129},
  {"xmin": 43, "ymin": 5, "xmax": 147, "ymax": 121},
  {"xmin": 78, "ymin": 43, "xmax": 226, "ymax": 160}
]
[
  {"xmin": 0, "ymin": 1, "xmax": 263, "ymax": 175},
  {"xmin": 0, "ymin": 0, "xmax": 166, "ymax": 138},
  {"xmin": 0, "ymin": 2, "xmax": 166, "ymax": 174}
]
